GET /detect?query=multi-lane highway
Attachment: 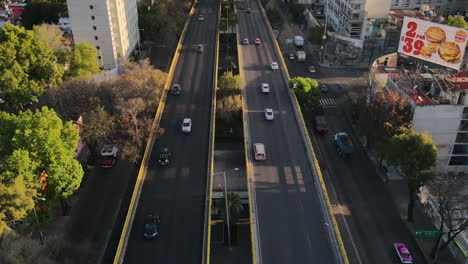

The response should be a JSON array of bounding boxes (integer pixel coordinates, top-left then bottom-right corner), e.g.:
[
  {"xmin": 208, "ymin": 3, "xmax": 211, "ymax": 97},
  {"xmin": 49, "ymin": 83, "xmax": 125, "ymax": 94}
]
[
  {"xmin": 122, "ymin": 0, "xmax": 219, "ymax": 262},
  {"xmin": 237, "ymin": 0, "xmax": 337, "ymax": 263}
]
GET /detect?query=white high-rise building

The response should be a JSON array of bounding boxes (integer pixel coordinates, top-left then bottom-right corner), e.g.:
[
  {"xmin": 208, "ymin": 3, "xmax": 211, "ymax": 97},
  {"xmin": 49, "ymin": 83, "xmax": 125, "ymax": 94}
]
[
  {"xmin": 390, "ymin": 0, "xmax": 467, "ymax": 15},
  {"xmin": 326, "ymin": 0, "xmax": 371, "ymax": 40},
  {"xmin": 66, "ymin": 0, "xmax": 139, "ymax": 70}
]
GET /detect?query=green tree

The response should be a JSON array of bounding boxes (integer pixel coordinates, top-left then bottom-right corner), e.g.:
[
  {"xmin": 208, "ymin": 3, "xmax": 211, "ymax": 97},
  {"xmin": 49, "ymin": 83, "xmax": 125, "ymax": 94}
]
[
  {"xmin": 67, "ymin": 42, "xmax": 101, "ymax": 77},
  {"xmin": 33, "ymin": 23, "xmax": 71, "ymax": 65},
  {"xmin": 266, "ymin": 8, "xmax": 284, "ymax": 28},
  {"xmin": 385, "ymin": 129, "xmax": 437, "ymax": 222},
  {"xmin": 20, "ymin": 0, "xmax": 67, "ymax": 30},
  {"xmin": 81, "ymin": 105, "xmax": 115, "ymax": 158},
  {"xmin": 0, "ymin": 175, "xmax": 36, "ymax": 236},
  {"xmin": 1, "ymin": 107, "xmax": 83, "ymax": 201},
  {"xmin": 358, "ymin": 91, "xmax": 412, "ymax": 162},
  {"xmin": 290, "ymin": 77, "xmax": 320, "ymax": 112},
  {"xmin": 218, "ymin": 71, "xmax": 242, "ymax": 97},
  {"xmin": 217, "ymin": 192, "xmax": 243, "ymax": 244},
  {"xmin": 0, "ymin": 24, "xmax": 63, "ymax": 108},
  {"xmin": 447, "ymin": 16, "xmax": 468, "ymax": 29},
  {"xmin": 308, "ymin": 26, "xmax": 325, "ymax": 45},
  {"xmin": 220, "ymin": 4, "xmax": 238, "ymax": 32}
]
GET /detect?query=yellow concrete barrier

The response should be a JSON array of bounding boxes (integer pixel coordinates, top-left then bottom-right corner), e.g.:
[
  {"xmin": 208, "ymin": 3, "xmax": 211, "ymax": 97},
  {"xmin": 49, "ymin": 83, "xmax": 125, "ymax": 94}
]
[
  {"xmin": 205, "ymin": 1, "xmax": 220, "ymax": 263},
  {"xmin": 112, "ymin": 2, "xmax": 198, "ymax": 264}
]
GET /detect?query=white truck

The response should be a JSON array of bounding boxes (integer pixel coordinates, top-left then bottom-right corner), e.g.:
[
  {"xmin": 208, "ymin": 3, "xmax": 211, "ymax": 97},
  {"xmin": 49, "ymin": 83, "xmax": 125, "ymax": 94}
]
[
  {"xmin": 297, "ymin": 51, "xmax": 306, "ymax": 62},
  {"xmin": 294, "ymin": 35, "xmax": 304, "ymax": 47}
]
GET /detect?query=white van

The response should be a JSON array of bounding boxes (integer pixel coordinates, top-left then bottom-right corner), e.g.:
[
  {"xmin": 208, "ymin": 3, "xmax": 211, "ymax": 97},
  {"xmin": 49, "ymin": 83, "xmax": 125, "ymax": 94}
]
[{"xmin": 253, "ymin": 143, "xmax": 266, "ymax": 160}]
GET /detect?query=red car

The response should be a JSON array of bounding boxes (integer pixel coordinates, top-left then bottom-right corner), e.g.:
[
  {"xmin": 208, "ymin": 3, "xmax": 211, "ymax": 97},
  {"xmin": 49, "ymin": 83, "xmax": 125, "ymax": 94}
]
[
  {"xmin": 246, "ymin": 8, "xmax": 252, "ymax": 13},
  {"xmin": 309, "ymin": 66, "xmax": 316, "ymax": 73},
  {"xmin": 255, "ymin": 38, "xmax": 261, "ymax": 45}
]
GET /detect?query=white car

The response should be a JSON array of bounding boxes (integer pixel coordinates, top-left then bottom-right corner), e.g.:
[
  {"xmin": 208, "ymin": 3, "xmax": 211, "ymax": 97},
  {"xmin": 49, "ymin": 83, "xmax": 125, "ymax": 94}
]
[
  {"xmin": 198, "ymin": 15, "xmax": 205, "ymax": 21},
  {"xmin": 182, "ymin": 118, "xmax": 192, "ymax": 133},
  {"xmin": 271, "ymin": 62, "xmax": 278, "ymax": 70},
  {"xmin": 264, "ymin": 109, "xmax": 274, "ymax": 120},
  {"xmin": 289, "ymin": 53, "xmax": 294, "ymax": 60},
  {"xmin": 261, "ymin": 83, "xmax": 270, "ymax": 93}
]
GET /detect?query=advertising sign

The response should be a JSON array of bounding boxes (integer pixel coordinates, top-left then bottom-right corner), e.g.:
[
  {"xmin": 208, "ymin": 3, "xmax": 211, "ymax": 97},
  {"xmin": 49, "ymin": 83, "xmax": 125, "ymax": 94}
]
[{"xmin": 398, "ymin": 17, "xmax": 468, "ymax": 70}]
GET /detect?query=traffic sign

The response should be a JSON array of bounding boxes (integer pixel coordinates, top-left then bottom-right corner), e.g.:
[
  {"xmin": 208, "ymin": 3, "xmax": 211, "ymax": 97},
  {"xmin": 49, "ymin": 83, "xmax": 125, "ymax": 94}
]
[
  {"xmin": 415, "ymin": 230, "xmax": 442, "ymax": 238},
  {"xmin": 285, "ymin": 39, "xmax": 293, "ymax": 44}
]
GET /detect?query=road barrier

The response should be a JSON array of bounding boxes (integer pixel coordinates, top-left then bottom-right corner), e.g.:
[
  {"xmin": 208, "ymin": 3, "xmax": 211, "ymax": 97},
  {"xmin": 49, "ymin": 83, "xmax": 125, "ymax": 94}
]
[
  {"xmin": 112, "ymin": 2, "xmax": 197, "ymax": 264},
  {"xmin": 255, "ymin": 0, "xmax": 350, "ymax": 263},
  {"xmin": 203, "ymin": 1, "xmax": 220, "ymax": 263}
]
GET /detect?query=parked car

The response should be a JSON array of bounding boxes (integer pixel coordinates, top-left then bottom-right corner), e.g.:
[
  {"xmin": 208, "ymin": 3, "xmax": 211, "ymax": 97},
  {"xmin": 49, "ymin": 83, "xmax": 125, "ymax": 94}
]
[
  {"xmin": 394, "ymin": 243, "xmax": 413, "ymax": 264},
  {"xmin": 144, "ymin": 215, "xmax": 160, "ymax": 239},
  {"xmin": 242, "ymin": 38, "xmax": 249, "ymax": 45},
  {"xmin": 101, "ymin": 145, "xmax": 118, "ymax": 168},
  {"xmin": 309, "ymin": 65, "xmax": 316, "ymax": 73},
  {"xmin": 172, "ymin": 84, "xmax": 181, "ymax": 95},
  {"xmin": 253, "ymin": 143, "xmax": 266, "ymax": 160},
  {"xmin": 264, "ymin": 108, "xmax": 274, "ymax": 120},
  {"xmin": 182, "ymin": 118, "xmax": 192, "ymax": 133},
  {"xmin": 261, "ymin": 83, "xmax": 270, "ymax": 93},
  {"xmin": 198, "ymin": 14, "xmax": 205, "ymax": 21},
  {"xmin": 314, "ymin": 115, "xmax": 328, "ymax": 133},
  {"xmin": 255, "ymin": 38, "xmax": 261, "ymax": 45},
  {"xmin": 158, "ymin": 148, "xmax": 171, "ymax": 166},
  {"xmin": 271, "ymin": 62, "xmax": 278, "ymax": 70},
  {"xmin": 289, "ymin": 53, "xmax": 294, "ymax": 60},
  {"xmin": 334, "ymin": 132, "xmax": 353, "ymax": 157}
]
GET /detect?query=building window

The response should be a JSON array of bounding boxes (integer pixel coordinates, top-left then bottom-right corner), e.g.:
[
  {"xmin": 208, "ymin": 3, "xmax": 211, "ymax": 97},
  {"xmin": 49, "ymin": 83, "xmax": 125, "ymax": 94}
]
[
  {"xmin": 91, "ymin": 16, "xmax": 95, "ymax": 20},
  {"xmin": 96, "ymin": 46, "xmax": 100, "ymax": 50},
  {"xmin": 353, "ymin": 13, "xmax": 359, "ymax": 19},
  {"xmin": 89, "ymin": 5, "xmax": 94, "ymax": 9},
  {"xmin": 98, "ymin": 56, "xmax": 102, "ymax": 60},
  {"xmin": 93, "ymin": 26, "xmax": 97, "ymax": 30},
  {"xmin": 94, "ymin": 36, "xmax": 99, "ymax": 40}
]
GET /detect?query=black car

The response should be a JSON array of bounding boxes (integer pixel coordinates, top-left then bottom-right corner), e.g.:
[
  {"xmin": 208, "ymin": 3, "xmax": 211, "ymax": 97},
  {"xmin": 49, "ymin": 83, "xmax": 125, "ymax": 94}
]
[
  {"xmin": 172, "ymin": 84, "xmax": 181, "ymax": 95},
  {"xmin": 144, "ymin": 215, "xmax": 160, "ymax": 239},
  {"xmin": 158, "ymin": 148, "xmax": 171, "ymax": 166}
]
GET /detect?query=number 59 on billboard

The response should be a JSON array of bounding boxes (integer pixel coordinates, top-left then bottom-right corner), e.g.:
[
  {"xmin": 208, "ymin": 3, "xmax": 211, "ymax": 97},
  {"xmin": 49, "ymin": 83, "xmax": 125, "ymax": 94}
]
[{"xmin": 398, "ymin": 17, "xmax": 468, "ymax": 70}]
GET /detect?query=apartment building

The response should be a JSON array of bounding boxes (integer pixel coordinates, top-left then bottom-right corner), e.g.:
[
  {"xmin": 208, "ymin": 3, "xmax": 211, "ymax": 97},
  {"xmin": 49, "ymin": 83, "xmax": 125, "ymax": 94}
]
[
  {"xmin": 66, "ymin": 0, "xmax": 139, "ymax": 70},
  {"xmin": 390, "ymin": 0, "xmax": 467, "ymax": 15},
  {"xmin": 326, "ymin": 0, "xmax": 369, "ymax": 40}
]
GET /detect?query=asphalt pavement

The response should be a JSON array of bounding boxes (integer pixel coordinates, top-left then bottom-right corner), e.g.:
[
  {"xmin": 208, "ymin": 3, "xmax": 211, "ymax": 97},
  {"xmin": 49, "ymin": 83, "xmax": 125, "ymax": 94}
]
[
  {"xmin": 238, "ymin": 0, "xmax": 336, "ymax": 263},
  {"xmin": 122, "ymin": 0, "xmax": 219, "ymax": 262}
]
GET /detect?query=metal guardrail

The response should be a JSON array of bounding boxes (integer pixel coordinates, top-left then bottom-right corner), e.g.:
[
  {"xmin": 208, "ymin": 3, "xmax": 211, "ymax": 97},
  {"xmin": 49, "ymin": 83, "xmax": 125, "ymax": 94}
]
[
  {"xmin": 203, "ymin": 0, "xmax": 220, "ymax": 263},
  {"xmin": 254, "ymin": 0, "xmax": 350, "ymax": 263},
  {"xmin": 111, "ymin": 2, "xmax": 198, "ymax": 263}
]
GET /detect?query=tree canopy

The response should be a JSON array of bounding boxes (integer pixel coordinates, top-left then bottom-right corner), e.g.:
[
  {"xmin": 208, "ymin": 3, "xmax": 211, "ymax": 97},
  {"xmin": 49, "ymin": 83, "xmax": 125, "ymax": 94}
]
[
  {"xmin": 20, "ymin": 0, "xmax": 67, "ymax": 30},
  {"xmin": 67, "ymin": 42, "xmax": 101, "ymax": 77},
  {"xmin": 385, "ymin": 129, "xmax": 437, "ymax": 222},
  {"xmin": 290, "ymin": 77, "xmax": 320, "ymax": 112},
  {"xmin": 447, "ymin": 16, "xmax": 468, "ymax": 29},
  {"xmin": 0, "ymin": 24, "xmax": 64, "ymax": 108},
  {"xmin": 0, "ymin": 107, "xmax": 83, "ymax": 235}
]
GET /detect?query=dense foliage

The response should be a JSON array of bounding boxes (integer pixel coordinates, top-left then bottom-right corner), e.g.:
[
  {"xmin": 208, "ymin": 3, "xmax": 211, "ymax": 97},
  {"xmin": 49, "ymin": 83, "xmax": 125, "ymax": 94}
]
[
  {"xmin": 290, "ymin": 77, "xmax": 320, "ymax": 113},
  {"xmin": 216, "ymin": 72, "xmax": 243, "ymax": 139},
  {"xmin": 21, "ymin": 0, "xmax": 67, "ymax": 30}
]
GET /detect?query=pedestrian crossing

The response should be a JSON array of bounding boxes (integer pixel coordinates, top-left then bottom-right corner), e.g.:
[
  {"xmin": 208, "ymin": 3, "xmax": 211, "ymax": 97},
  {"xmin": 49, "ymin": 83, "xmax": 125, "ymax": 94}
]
[{"xmin": 319, "ymin": 97, "xmax": 348, "ymax": 106}]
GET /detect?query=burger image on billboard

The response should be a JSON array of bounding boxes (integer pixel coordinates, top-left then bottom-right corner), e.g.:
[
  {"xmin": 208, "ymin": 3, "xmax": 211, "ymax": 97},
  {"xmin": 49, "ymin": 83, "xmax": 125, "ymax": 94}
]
[
  {"xmin": 425, "ymin": 26, "xmax": 446, "ymax": 43},
  {"xmin": 438, "ymin": 41, "xmax": 462, "ymax": 63}
]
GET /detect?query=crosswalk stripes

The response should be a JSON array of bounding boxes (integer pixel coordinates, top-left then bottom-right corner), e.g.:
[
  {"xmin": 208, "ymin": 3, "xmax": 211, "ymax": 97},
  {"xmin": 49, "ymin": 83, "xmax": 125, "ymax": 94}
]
[{"xmin": 319, "ymin": 97, "xmax": 348, "ymax": 106}]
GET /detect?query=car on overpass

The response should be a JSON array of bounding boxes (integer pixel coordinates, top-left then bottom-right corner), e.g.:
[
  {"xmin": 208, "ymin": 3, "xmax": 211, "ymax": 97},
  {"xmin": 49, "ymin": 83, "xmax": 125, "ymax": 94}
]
[
  {"xmin": 143, "ymin": 215, "xmax": 160, "ymax": 239},
  {"xmin": 172, "ymin": 84, "xmax": 181, "ymax": 95},
  {"xmin": 264, "ymin": 108, "xmax": 274, "ymax": 120},
  {"xmin": 271, "ymin": 62, "xmax": 278, "ymax": 70},
  {"xmin": 182, "ymin": 118, "xmax": 192, "ymax": 133},
  {"xmin": 198, "ymin": 15, "xmax": 205, "ymax": 21},
  {"xmin": 255, "ymin": 38, "xmax": 261, "ymax": 45},
  {"xmin": 158, "ymin": 148, "xmax": 171, "ymax": 166},
  {"xmin": 261, "ymin": 83, "xmax": 270, "ymax": 93}
]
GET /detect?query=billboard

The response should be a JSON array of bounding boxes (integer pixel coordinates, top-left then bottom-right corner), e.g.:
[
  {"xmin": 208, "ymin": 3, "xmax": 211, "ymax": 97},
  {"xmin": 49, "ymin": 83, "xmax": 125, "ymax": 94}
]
[{"xmin": 398, "ymin": 17, "xmax": 468, "ymax": 70}]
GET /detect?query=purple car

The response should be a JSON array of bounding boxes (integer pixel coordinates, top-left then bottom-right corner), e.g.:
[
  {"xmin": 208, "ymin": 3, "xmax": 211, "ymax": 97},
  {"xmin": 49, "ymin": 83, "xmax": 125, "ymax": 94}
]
[{"xmin": 394, "ymin": 243, "xmax": 413, "ymax": 263}]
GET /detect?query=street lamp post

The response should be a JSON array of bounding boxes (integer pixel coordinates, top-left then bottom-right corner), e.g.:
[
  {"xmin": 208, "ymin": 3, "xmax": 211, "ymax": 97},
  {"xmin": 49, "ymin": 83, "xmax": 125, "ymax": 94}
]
[{"xmin": 213, "ymin": 167, "xmax": 239, "ymax": 247}]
